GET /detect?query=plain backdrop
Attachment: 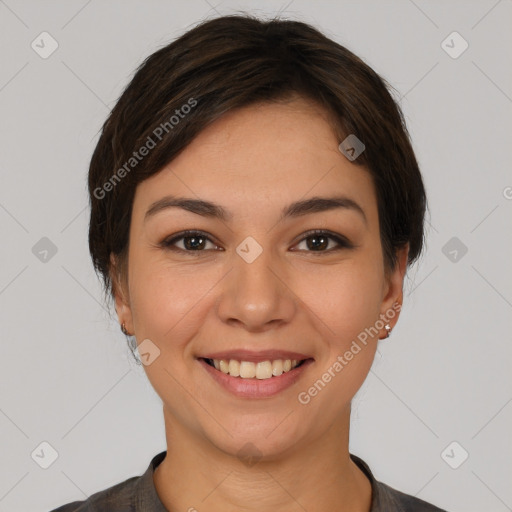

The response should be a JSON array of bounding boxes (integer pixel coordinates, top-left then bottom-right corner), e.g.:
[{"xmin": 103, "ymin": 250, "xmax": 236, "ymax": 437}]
[{"xmin": 0, "ymin": 1, "xmax": 511, "ymax": 511}]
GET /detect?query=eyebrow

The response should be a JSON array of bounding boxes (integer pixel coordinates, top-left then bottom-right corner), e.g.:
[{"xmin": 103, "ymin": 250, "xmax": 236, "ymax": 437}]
[{"xmin": 144, "ymin": 194, "xmax": 367, "ymax": 225}]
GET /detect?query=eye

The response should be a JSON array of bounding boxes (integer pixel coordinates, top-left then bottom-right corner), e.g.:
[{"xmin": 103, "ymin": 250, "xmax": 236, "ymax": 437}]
[
  {"xmin": 160, "ymin": 230, "xmax": 221, "ymax": 252},
  {"xmin": 292, "ymin": 230, "xmax": 353, "ymax": 253},
  {"xmin": 160, "ymin": 229, "xmax": 353, "ymax": 254}
]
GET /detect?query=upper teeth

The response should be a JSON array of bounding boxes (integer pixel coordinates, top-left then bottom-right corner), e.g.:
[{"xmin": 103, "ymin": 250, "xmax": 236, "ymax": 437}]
[{"xmin": 212, "ymin": 359, "xmax": 301, "ymax": 379}]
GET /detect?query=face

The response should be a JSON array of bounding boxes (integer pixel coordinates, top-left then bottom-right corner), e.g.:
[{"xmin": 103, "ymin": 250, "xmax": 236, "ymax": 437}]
[{"xmin": 113, "ymin": 97, "xmax": 407, "ymax": 460}]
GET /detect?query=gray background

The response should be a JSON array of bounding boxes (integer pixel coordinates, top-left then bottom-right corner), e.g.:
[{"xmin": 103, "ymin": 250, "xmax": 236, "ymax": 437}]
[{"xmin": 0, "ymin": 1, "xmax": 511, "ymax": 511}]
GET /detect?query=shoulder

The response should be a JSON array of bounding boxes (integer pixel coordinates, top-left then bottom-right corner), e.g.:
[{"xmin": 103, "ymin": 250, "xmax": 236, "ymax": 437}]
[
  {"xmin": 350, "ymin": 454, "xmax": 449, "ymax": 512},
  {"xmin": 49, "ymin": 451, "xmax": 167, "ymax": 512},
  {"xmin": 375, "ymin": 480, "xmax": 448, "ymax": 511},
  {"xmin": 49, "ymin": 475, "xmax": 139, "ymax": 511}
]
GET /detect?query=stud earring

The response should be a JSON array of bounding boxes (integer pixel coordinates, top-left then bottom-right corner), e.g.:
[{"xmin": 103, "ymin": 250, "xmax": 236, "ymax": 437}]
[
  {"xmin": 121, "ymin": 322, "xmax": 130, "ymax": 336},
  {"xmin": 382, "ymin": 323, "xmax": 392, "ymax": 339}
]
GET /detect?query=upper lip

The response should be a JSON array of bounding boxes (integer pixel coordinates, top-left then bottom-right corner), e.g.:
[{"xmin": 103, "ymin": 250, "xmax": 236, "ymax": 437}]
[{"xmin": 199, "ymin": 349, "xmax": 314, "ymax": 363}]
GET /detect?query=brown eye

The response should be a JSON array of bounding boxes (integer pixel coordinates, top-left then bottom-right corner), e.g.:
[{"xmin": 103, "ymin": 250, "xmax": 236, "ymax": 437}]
[
  {"xmin": 293, "ymin": 230, "xmax": 353, "ymax": 253},
  {"xmin": 160, "ymin": 229, "xmax": 352, "ymax": 255},
  {"xmin": 161, "ymin": 230, "xmax": 220, "ymax": 252}
]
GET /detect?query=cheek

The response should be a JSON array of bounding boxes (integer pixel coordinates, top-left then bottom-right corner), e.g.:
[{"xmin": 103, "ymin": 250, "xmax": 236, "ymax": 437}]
[
  {"xmin": 127, "ymin": 260, "xmax": 224, "ymax": 404},
  {"xmin": 128, "ymin": 255, "xmax": 224, "ymax": 347},
  {"xmin": 293, "ymin": 262, "xmax": 383, "ymax": 412},
  {"xmin": 295, "ymin": 257, "xmax": 384, "ymax": 345}
]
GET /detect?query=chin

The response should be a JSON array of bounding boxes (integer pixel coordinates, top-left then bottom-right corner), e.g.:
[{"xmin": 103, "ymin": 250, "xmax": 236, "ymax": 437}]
[{"xmin": 200, "ymin": 415, "xmax": 308, "ymax": 463}]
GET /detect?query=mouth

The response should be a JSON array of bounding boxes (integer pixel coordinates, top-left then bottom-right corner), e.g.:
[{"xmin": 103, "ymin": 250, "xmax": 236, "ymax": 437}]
[
  {"xmin": 200, "ymin": 357, "xmax": 312, "ymax": 380},
  {"xmin": 197, "ymin": 355, "xmax": 314, "ymax": 398}
]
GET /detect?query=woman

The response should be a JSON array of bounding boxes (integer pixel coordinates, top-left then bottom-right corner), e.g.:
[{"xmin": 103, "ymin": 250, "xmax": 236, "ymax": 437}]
[{"xmin": 52, "ymin": 13, "xmax": 448, "ymax": 512}]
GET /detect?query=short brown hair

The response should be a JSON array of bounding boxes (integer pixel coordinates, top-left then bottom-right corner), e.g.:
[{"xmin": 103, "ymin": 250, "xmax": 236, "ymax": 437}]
[{"xmin": 88, "ymin": 13, "xmax": 427, "ymax": 304}]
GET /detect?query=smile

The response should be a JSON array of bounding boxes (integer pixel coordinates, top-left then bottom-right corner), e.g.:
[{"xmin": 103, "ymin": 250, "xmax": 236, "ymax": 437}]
[
  {"xmin": 197, "ymin": 357, "xmax": 315, "ymax": 398},
  {"xmin": 204, "ymin": 357, "xmax": 305, "ymax": 379}
]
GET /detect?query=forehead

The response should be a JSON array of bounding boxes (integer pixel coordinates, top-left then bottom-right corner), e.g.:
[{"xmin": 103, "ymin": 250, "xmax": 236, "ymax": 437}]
[{"xmin": 132, "ymin": 98, "xmax": 378, "ymax": 224}]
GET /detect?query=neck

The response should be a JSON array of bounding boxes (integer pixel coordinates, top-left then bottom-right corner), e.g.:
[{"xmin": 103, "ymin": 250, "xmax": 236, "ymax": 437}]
[{"xmin": 153, "ymin": 406, "xmax": 372, "ymax": 512}]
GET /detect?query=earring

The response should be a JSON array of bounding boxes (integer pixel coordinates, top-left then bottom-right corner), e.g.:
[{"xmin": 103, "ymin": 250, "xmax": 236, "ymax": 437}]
[
  {"xmin": 120, "ymin": 323, "xmax": 139, "ymax": 361},
  {"xmin": 382, "ymin": 323, "xmax": 392, "ymax": 339}
]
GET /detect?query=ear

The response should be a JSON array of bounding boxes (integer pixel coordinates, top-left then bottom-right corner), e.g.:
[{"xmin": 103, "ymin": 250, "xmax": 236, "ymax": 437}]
[
  {"xmin": 109, "ymin": 253, "xmax": 134, "ymax": 335},
  {"xmin": 378, "ymin": 244, "xmax": 409, "ymax": 334}
]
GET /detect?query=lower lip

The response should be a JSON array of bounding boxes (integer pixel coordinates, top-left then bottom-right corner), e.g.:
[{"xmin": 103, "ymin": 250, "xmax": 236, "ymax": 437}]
[{"xmin": 198, "ymin": 358, "xmax": 314, "ymax": 398}]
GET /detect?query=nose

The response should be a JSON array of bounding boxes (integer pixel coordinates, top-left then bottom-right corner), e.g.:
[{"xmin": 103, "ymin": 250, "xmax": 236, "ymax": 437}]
[{"xmin": 216, "ymin": 244, "xmax": 296, "ymax": 332}]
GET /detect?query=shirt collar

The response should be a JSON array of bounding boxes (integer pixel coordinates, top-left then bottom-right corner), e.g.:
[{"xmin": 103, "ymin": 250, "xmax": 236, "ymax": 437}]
[
  {"xmin": 134, "ymin": 450, "xmax": 168, "ymax": 511},
  {"xmin": 135, "ymin": 450, "xmax": 392, "ymax": 512}
]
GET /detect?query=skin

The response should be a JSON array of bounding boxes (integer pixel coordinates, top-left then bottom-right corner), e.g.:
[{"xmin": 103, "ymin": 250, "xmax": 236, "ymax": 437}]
[{"xmin": 112, "ymin": 96, "xmax": 409, "ymax": 512}]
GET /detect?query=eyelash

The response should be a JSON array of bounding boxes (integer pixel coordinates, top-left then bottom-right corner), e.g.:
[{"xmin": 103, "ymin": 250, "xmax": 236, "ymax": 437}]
[{"xmin": 160, "ymin": 229, "xmax": 353, "ymax": 255}]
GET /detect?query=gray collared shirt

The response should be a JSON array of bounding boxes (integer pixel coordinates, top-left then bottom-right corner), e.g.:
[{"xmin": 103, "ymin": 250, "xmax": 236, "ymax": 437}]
[{"xmin": 50, "ymin": 451, "xmax": 448, "ymax": 511}]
